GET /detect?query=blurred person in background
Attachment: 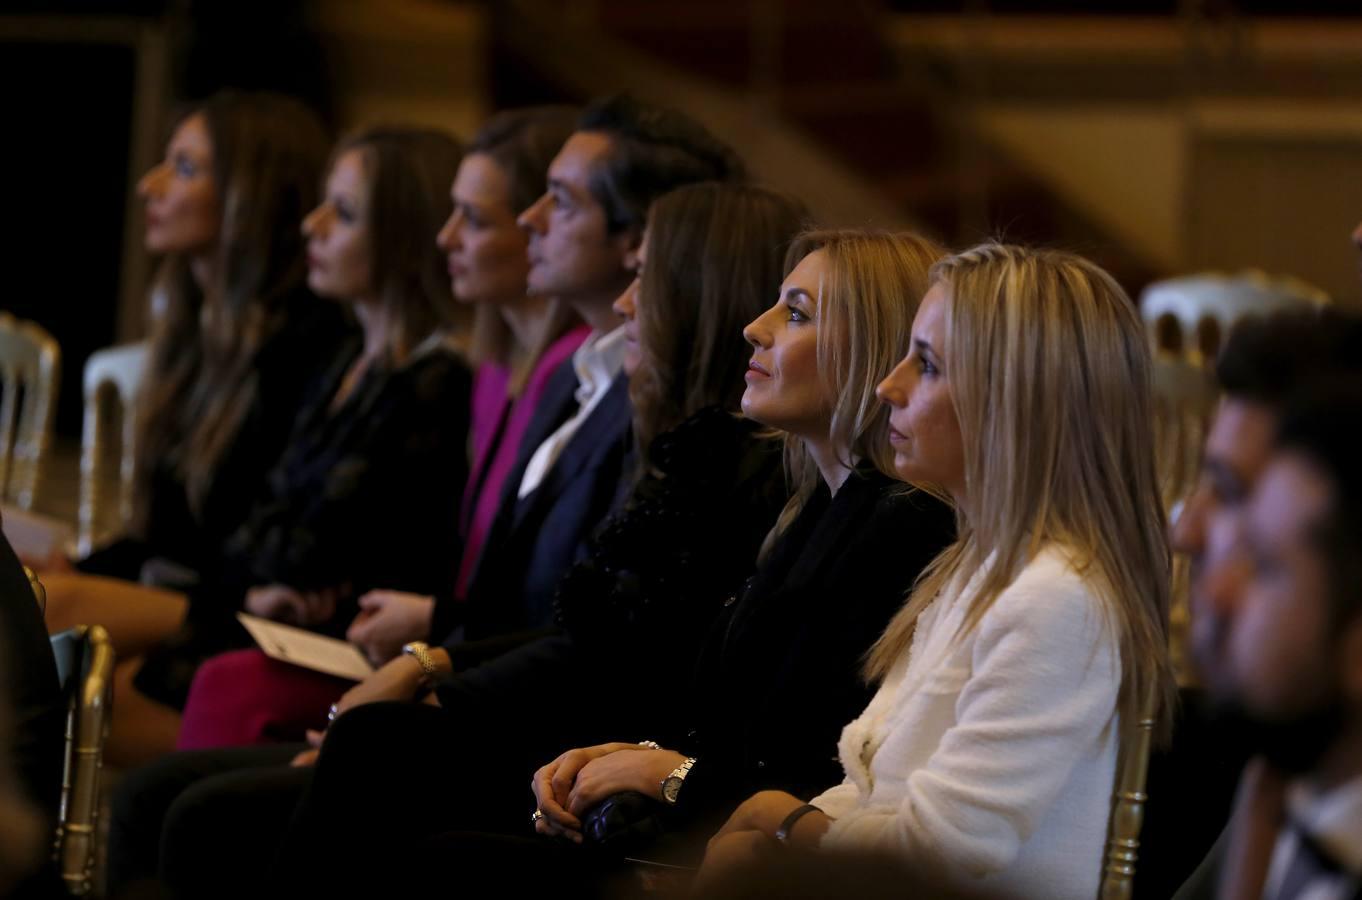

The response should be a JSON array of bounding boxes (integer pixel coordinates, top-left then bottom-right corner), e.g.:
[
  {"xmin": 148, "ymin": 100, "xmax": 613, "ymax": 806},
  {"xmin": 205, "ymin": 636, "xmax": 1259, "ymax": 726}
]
[
  {"xmin": 1176, "ymin": 384, "xmax": 1362, "ymax": 900},
  {"xmin": 1144, "ymin": 309, "xmax": 1362, "ymax": 897},
  {"xmin": 39, "ymin": 89, "xmax": 350, "ymax": 762}
]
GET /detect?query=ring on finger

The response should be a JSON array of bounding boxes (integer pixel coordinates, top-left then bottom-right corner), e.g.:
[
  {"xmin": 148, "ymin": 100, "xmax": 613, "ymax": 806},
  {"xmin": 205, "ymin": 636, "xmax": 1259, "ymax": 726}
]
[
  {"xmin": 531, "ymin": 809, "xmax": 545, "ymax": 825},
  {"xmin": 327, "ymin": 703, "xmax": 339, "ymax": 724}
]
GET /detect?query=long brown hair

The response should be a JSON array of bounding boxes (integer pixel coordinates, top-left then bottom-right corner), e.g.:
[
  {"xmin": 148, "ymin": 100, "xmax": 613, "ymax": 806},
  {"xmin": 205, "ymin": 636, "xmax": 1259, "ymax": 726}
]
[
  {"xmin": 135, "ymin": 91, "xmax": 329, "ymax": 527},
  {"xmin": 761, "ymin": 230, "xmax": 946, "ymax": 559},
  {"xmin": 331, "ymin": 127, "xmax": 464, "ymax": 363},
  {"xmin": 461, "ymin": 107, "xmax": 580, "ymax": 392},
  {"xmin": 630, "ymin": 182, "xmax": 807, "ymax": 453},
  {"xmin": 865, "ymin": 243, "xmax": 1176, "ymax": 742}
]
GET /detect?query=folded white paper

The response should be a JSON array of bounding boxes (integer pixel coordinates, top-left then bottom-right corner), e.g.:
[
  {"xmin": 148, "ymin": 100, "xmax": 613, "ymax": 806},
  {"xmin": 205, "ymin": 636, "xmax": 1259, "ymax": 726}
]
[{"xmin": 236, "ymin": 613, "xmax": 374, "ymax": 682}]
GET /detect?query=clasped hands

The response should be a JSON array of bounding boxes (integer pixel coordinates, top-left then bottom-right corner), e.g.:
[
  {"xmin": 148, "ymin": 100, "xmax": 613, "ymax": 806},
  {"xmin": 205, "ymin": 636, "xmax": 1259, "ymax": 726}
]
[{"xmin": 530, "ymin": 743, "xmax": 687, "ymax": 843}]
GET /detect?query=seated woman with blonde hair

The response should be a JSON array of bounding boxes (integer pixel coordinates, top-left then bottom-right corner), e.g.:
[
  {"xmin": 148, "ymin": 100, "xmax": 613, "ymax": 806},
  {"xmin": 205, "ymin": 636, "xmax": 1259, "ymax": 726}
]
[{"xmin": 704, "ymin": 243, "xmax": 1177, "ymax": 900}]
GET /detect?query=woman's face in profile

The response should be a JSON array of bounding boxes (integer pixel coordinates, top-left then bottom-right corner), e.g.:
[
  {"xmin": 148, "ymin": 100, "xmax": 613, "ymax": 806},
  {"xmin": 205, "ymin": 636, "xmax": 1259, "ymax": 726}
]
[
  {"xmin": 740, "ymin": 248, "xmax": 830, "ymax": 439},
  {"xmin": 436, "ymin": 153, "xmax": 530, "ymax": 305},
  {"xmin": 611, "ymin": 227, "xmax": 648, "ymax": 378},
  {"xmin": 301, "ymin": 149, "xmax": 374, "ymax": 302},
  {"xmin": 137, "ymin": 113, "xmax": 220, "ymax": 257},
  {"xmin": 877, "ymin": 283, "xmax": 966, "ymax": 500}
]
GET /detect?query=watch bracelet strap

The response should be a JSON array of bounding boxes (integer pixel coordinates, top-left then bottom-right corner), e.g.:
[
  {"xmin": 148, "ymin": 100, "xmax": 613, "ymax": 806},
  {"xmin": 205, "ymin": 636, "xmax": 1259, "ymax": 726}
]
[
  {"xmin": 403, "ymin": 642, "xmax": 440, "ymax": 684},
  {"xmin": 661, "ymin": 756, "xmax": 697, "ymax": 804},
  {"xmin": 774, "ymin": 803, "xmax": 822, "ymax": 845}
]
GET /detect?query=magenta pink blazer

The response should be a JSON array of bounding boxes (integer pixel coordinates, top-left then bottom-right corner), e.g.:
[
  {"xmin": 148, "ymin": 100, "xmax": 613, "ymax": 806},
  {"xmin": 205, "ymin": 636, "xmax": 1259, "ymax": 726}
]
[{"xmin": 456, "ymin": 324, "xmax": 592, "ymax": 599}]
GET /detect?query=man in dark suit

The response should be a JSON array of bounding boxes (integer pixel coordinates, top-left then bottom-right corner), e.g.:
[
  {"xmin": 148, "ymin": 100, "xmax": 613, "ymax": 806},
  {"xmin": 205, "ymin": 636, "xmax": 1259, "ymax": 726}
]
[
  {"xmin": 1162, "ymin": 311, "xmax": 1362, "ymax": 900},
  {"xmin": 433, "ymin": 94, "xmax": 746, "ymax": 648},
  {"xmin": 1175, "ymin": 386, "xmax": 1362, "ymax": 900}
]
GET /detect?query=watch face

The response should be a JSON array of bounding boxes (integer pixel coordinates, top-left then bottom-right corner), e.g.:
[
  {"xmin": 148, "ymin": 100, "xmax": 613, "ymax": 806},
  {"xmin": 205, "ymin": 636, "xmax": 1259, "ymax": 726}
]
[{"xmin": 662, "ymin": 776, "xmax": 681, "ymax": 804}]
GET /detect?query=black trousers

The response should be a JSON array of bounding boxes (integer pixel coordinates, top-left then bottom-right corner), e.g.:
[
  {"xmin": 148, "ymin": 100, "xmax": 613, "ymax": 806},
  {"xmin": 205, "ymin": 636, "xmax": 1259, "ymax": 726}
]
[
  {"xmin": 107, "ymin": 743, "xmax": 306, "ymax": 900},
  {"xmin": 112, "ymin": 633, "xmax": 633, "ymax": 898},
  {"xmin": 273, "ymin": 633, "xmax": 617, "ymax": 895}
]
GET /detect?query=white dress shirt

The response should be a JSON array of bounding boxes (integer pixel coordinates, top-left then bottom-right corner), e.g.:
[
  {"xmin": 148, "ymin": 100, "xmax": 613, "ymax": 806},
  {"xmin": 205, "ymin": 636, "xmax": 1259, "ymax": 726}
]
[
  {"xmin": 1263, "ymin": 776, "xmax": 1362, "ymax": 900},
  {"xmin": 516, "ymin": 325, "xmax": 627, "ymax": 499}
]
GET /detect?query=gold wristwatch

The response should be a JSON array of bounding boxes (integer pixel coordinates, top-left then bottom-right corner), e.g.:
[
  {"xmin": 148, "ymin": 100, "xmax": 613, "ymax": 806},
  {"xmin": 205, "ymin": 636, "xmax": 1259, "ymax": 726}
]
[{"xmin": 401, "ymin": 641, "xmax": 440, "ymax": 687}]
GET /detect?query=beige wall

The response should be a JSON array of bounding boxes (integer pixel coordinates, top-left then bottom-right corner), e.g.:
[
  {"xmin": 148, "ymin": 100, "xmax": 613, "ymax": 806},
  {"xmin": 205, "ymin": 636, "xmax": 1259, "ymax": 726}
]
[
  {"xmin": 972, "ymin": 100, "xmax": 1362, "ymax": 306},
  {"xmin": 316, "ymin": 0, "xmax": 487, "ymax": 139},
  {"xmin": 975, "ymin": 105, "xmax": 1187, "ymax": 271}
]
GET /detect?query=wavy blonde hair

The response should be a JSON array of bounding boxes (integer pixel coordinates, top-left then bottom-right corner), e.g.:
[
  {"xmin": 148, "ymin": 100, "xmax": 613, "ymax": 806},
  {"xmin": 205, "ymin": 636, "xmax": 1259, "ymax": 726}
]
[
  {"xmin": 865, "ymin": 242, "xmax": 1176, "ymax": 740},
  {"xmin": 762, "ymin": 229, "xmax": 945, "ymax": 558}
]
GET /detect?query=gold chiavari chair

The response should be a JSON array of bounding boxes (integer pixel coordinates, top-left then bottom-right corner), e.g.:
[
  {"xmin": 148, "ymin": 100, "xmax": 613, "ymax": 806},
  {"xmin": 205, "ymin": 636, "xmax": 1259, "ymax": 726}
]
[
  {"xmin": 78, "ymin": 343, "xmax": 149, "ymax": 556},
  {"xmin": 1100, "ymin": 685, "xmax": 1159, "ymax": 900},
  {"xmin": 49, "ymin": 624, "xmax": 115, "ymax": 897},
  {"xmin": 1140, "ymin": 271, "xmax": 1328, "ymax": 369},
  {"xmin": 0, "ymin": 312, "xmax": 60, "ymax": 511},
  {"xmin": 25, "ymin": 564, "xmax": 46, "ymax": 617}
]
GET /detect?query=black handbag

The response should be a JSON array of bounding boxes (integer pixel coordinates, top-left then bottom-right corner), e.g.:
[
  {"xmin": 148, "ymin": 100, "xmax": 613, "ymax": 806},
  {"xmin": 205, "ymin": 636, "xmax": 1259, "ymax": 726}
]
[{"xmin": 581, "ymin": 791, "xmax": 671, "ymax": 854}]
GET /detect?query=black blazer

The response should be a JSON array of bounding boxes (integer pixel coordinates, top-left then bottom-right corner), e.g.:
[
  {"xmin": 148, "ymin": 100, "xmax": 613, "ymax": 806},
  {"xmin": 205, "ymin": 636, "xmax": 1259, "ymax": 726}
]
[
  {"xmin": 211, "ymin": 338, "xmax": 471, "ymax": 612},
  {"xmin": 134, "ymin": 341, "xmax": 471, "ymax": 709},
  {"xmin": 669, "ymin": 467, "xmax": 956, "ymax": 824},
  {"xmin": 435, "ymin": 407, "xmax": 786, "ymax": 742},
  {"xmin": 0, "ymin": 531, "xmax": 63, "ymax": 819},
  {"xmin": 449, "ymin": 359, "xmax": 633, "ymax": 643},
  {"xmin": 77, "ymin": 291, "xmax": 353, "ymax": 582}
]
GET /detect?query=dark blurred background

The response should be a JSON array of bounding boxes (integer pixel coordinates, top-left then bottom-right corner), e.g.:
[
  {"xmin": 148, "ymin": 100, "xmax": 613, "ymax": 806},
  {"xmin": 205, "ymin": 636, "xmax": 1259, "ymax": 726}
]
[{"xmin": 6, "ymin": 0, "xmax": 1362, "ymax": 436}]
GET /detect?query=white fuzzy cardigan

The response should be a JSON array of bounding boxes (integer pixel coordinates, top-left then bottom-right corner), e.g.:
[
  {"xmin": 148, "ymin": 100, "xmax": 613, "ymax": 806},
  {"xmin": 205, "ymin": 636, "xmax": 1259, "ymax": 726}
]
[{"xmin": 811, "ymin": 545, "xmax": 1121, "ymax": 899}]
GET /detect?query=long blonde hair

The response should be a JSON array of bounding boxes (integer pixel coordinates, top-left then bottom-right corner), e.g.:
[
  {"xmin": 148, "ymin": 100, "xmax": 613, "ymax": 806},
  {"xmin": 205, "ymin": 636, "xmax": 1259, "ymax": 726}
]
[
  {"xmin": 762, "ymin": 229, "xmax": 945, "ymax": 558},
  {"xmin": 865, "ymin": 243, "xmax": 1176, "ymax": 741}
]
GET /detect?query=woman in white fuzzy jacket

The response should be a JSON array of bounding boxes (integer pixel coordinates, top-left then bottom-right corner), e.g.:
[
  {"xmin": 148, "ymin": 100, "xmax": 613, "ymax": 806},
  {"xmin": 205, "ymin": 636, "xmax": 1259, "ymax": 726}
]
[{"xmin": 702, "ymin": 243, "xmax": 1177, "ymax": 899}]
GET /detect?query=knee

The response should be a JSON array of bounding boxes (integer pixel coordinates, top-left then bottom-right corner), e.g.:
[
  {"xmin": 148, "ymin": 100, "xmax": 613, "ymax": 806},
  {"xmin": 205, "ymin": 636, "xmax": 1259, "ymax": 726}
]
[
  {"xmin": 158, "ymin": 776, "xmax": 241, "ymax": 886},
  {"xmin": 321, "ymin": 701, "xmax": 439, "ymax": 769},
  {"xmin": 107, "ymin": 754, "xmax": 201, "ymax": 888},
  {"xmin": 38, "ymin": 573, "xmax": 84, "ymax": 633}
]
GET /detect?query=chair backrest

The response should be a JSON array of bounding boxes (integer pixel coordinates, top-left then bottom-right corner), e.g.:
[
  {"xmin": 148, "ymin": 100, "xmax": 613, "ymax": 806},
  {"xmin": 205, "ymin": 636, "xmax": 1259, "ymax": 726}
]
[
  {"xmin": 1099, "ymin": 685, "xmax": 1158, "ymax": 900},
  {"xmin": 1149, "ymin": 356, "xmax": 1218, "ymax": 680},
  {"xmin": 0, "ymin": 312, "xmax": 61, "ymax": 511},
  {"xmin": 49, "ymin": 624, "xmax": 114, "ymax": 897},
  {"xmin": 25, "ymin": 565, "xmax": 46, "ymax": 617},
  {"xmin": 1140, "ymin": 271, "xmax": 1329, "ymax": 368},
  {"xmin": 78, "ymin": 343, "xmax": 150, "ymax": 556}
]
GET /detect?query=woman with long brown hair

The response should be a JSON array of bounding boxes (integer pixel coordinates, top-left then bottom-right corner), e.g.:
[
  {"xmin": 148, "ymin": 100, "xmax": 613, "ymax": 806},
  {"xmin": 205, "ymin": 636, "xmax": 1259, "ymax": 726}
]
[
  {"xmin": 41, "ymin": 90, "xmax": 349, "ymax": 756},
  {"xmin": 341, "ymin": 106, "xmax": 587, "ymax": 665},
  {"xmin": 76, "ymin": 91, "xmax": 344, "ymax": 585}
]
